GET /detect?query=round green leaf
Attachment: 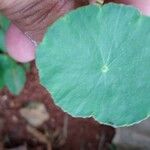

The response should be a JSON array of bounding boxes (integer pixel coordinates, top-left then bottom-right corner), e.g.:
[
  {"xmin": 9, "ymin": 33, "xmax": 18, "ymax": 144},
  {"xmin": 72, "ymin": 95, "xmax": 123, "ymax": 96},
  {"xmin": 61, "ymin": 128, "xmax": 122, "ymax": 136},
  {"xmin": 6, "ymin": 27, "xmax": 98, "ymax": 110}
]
[{"xmin": 36, "ymin": 3, "xmax": 150, "ymax": 127}]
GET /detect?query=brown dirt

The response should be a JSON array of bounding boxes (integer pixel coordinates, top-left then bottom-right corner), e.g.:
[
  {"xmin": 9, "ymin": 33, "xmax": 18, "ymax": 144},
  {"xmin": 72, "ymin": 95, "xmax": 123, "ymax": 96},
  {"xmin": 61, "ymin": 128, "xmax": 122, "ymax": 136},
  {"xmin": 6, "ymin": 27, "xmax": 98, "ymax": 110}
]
[{"xmin": 0, "ymin": 62, "xmax": 115, "ymax": 150}]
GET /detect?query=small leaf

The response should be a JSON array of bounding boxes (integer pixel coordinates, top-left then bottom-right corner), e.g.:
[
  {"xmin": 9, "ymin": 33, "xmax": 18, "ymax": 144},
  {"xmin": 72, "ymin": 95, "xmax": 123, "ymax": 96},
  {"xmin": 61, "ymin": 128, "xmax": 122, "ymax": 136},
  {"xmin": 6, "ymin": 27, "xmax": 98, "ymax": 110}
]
[
  {"xmin": 0, "ymin": 54, "xmax": 27, "ymax": 94},
  {"xmin": 36, "ymin": 3, "xmax": 150, "ymax": 127},
  {"xmin": 4, "ymin": 65, "xmax": 26, "ymax": 95}
]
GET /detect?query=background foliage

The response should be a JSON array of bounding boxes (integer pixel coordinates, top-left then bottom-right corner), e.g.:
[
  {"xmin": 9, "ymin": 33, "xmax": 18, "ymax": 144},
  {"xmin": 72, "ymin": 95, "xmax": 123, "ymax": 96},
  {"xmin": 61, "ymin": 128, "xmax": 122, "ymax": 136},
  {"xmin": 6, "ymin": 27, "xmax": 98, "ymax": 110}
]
[{"xmin": 0, "ymin": 14, "xmax": 28, "ymax": 95}]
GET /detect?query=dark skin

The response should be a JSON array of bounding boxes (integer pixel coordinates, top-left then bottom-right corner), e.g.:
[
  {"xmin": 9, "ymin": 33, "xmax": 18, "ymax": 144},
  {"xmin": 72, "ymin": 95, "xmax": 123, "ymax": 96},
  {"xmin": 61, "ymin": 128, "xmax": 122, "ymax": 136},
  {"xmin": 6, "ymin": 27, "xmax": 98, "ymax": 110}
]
[{"xmin": 1, "ymin": 0, "xmax": 96, "ymax": 42}]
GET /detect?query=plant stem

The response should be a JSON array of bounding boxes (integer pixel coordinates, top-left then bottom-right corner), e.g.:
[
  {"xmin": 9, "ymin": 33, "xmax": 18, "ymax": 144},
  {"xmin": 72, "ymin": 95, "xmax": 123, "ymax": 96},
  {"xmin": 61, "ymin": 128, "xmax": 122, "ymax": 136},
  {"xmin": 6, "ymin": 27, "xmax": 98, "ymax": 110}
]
[{"xmin": 96, "ymin": 0, "xmax": 104, "ymax": 4}]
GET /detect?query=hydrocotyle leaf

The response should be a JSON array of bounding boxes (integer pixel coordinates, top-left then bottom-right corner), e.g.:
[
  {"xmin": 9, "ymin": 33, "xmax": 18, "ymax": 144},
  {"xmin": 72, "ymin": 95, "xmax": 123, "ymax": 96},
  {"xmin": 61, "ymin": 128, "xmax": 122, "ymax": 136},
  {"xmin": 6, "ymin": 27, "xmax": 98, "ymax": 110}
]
[{"xmin": 36, "ymin": 3, "xmax": 150, "ymax": 127}]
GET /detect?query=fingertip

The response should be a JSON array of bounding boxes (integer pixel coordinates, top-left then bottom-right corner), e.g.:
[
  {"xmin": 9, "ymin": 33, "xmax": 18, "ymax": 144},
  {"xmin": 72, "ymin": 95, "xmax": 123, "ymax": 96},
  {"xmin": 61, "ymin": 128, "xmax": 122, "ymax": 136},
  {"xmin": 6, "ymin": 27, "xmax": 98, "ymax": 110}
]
[
  {"xmin": 116, "ymin": 0, "xmax": 150, "ymax": 16},
  {"xmin": 6, "ymin": 24, "xmax": 36, "ymax": 63}
]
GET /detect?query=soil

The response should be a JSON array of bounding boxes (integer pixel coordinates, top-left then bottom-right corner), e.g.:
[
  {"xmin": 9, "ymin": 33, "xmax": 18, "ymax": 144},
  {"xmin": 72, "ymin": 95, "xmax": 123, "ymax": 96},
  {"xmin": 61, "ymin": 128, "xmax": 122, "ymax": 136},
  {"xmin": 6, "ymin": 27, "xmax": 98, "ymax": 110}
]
[{"xmin": 0, "ymin": 62, "xmax": 115, "ymax": 150}]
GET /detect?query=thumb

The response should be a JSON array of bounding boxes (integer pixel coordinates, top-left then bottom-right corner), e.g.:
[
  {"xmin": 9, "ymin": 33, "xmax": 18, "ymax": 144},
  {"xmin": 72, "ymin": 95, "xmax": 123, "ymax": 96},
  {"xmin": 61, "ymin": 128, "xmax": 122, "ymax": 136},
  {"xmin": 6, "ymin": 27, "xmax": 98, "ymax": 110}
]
[{"xmin": 114, "ymin": 0, "xmax": 150, "ymax": 16}]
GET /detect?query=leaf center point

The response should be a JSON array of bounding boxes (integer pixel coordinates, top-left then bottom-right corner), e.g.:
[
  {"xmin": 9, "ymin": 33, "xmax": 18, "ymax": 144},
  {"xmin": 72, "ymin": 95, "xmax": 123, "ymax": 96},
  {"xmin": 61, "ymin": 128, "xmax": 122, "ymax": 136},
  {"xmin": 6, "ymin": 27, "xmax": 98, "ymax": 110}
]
[{"xmin": 101, "ymin": 65, "xmax": 109, "ymax": 73}]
